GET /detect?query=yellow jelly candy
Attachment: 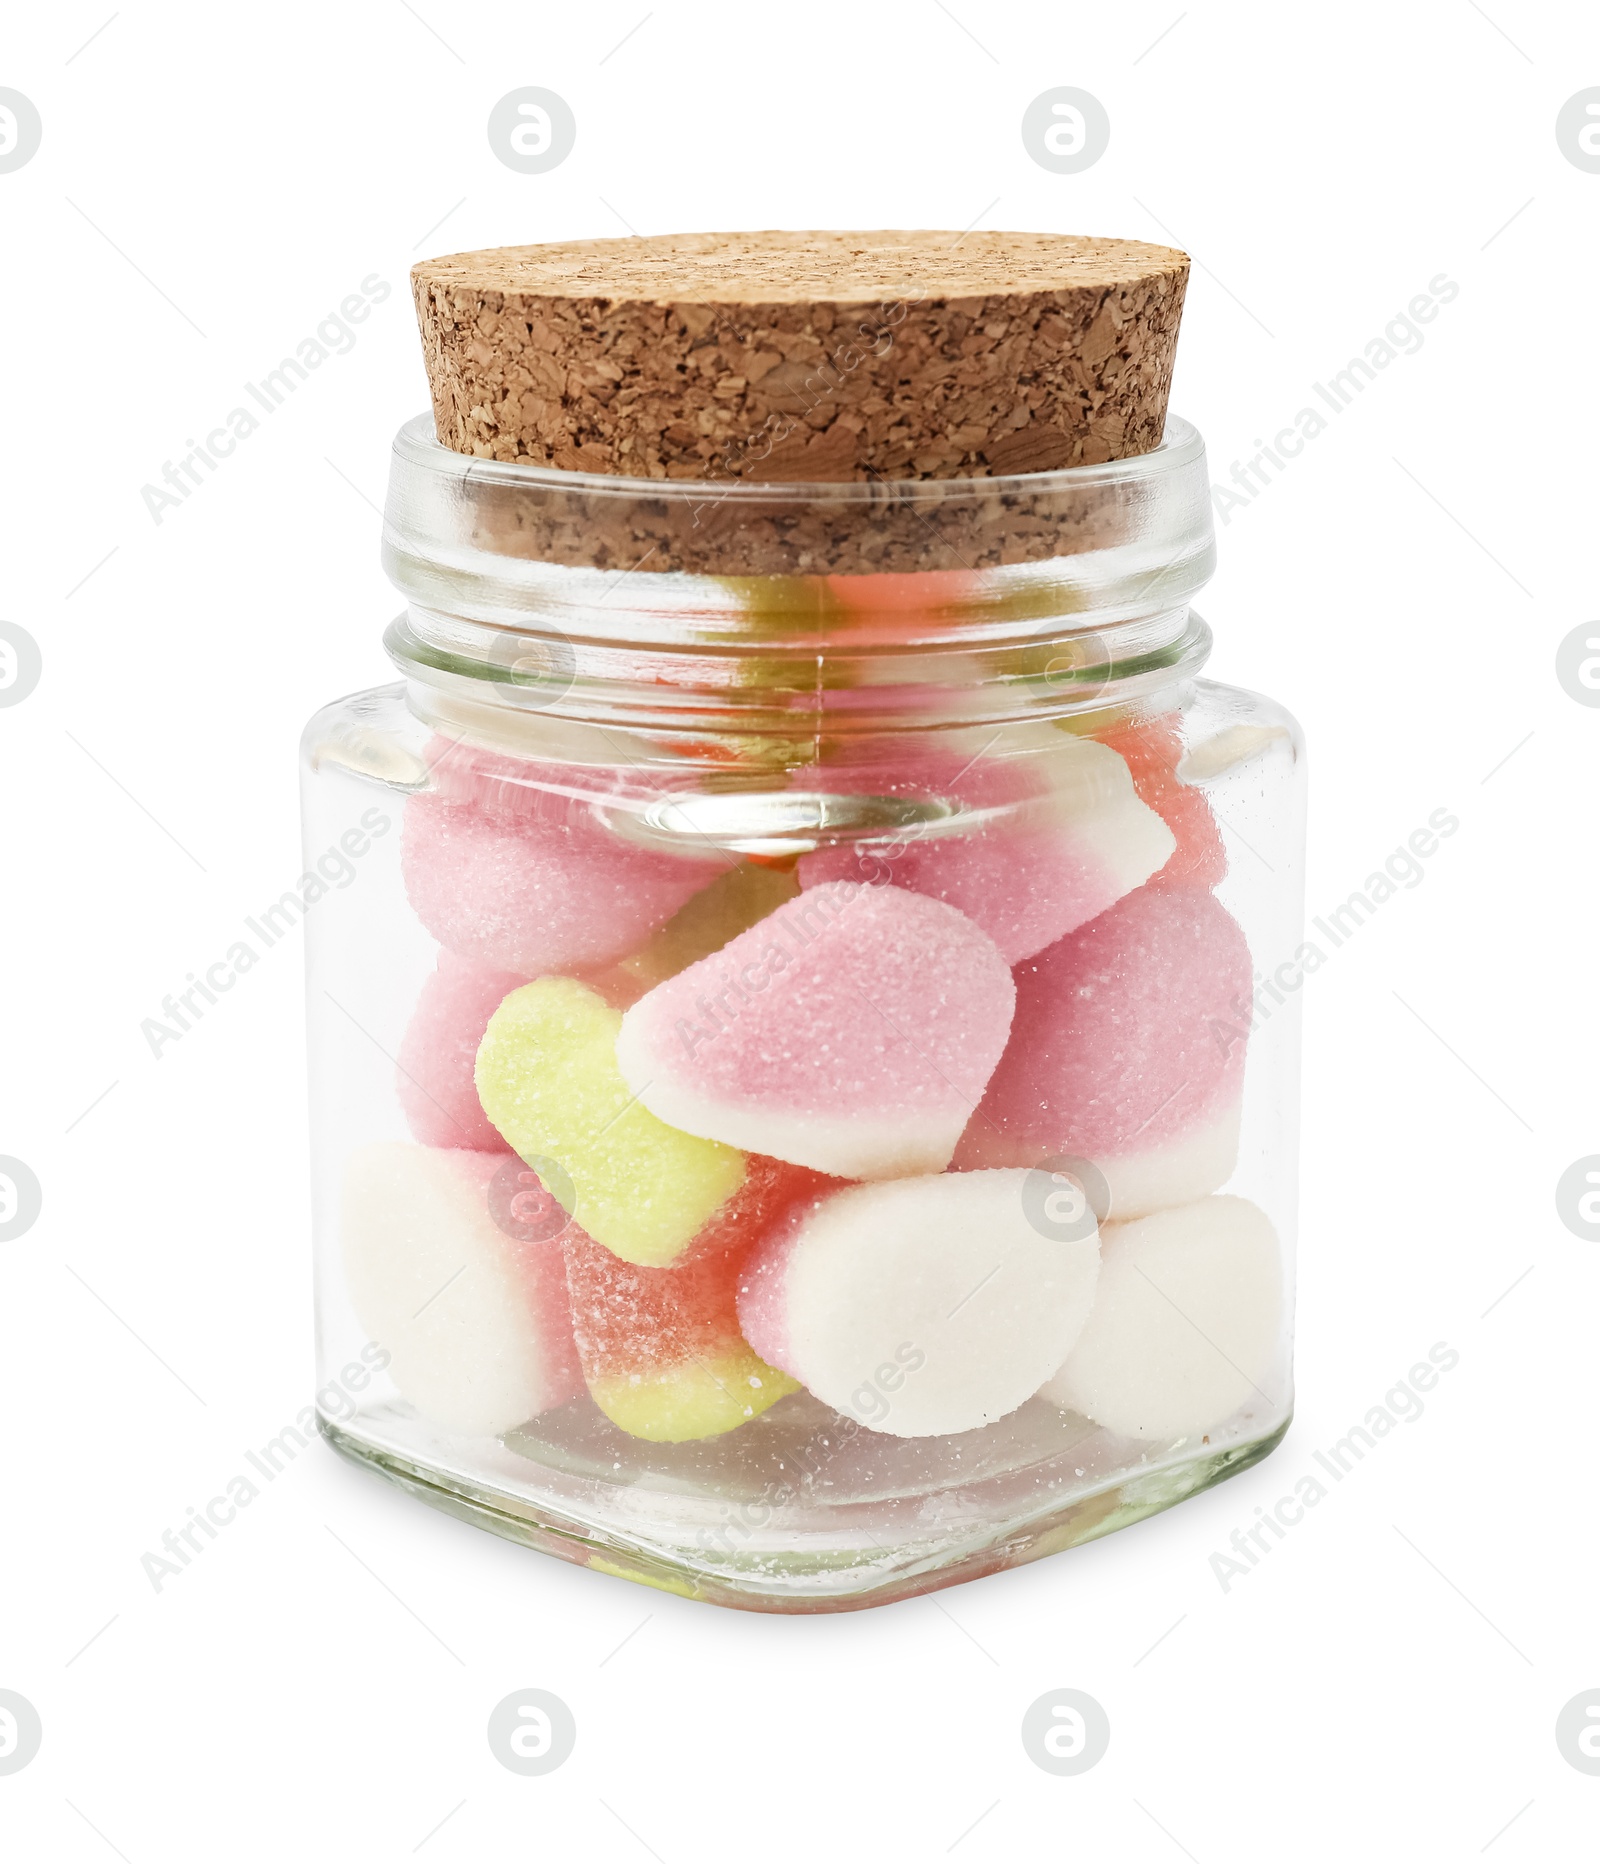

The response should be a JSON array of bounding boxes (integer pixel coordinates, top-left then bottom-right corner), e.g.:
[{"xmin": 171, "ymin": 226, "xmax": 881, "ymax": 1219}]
[
  {"xmin": 475, "ymin": 976, "xmax": 748, "ymax": 1268},
  {"xmin": 587, "ymin": 1354, "xmax": 796, "ymax": 1442}
]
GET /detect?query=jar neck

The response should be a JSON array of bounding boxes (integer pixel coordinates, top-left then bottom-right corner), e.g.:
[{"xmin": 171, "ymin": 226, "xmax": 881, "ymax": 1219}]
[
  {"xmin": 387, "ymin": 597, "xmax": 1211, "ymax": 742},
  {"xmin": 379, "ymin": 413, "xmax": 1217, "ymax": 746}
]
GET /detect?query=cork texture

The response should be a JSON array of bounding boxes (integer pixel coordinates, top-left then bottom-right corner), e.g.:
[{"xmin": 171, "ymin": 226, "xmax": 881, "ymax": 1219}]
[
  {"xmin": 411, "ymin": 230, "xmax": 1189, "ymax": 484},
  {"xmin": 436, "ymin": 471, "xmax": 1171, "ymax": 580}
]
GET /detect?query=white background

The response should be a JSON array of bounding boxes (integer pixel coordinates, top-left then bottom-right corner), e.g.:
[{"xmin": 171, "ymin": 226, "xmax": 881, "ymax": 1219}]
[{"xmin": 2, "ymin": 1, "xmax": 1597, "ymax": 1856}]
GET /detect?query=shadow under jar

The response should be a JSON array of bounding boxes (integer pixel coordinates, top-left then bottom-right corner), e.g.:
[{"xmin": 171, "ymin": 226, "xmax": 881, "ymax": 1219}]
[{"xmin": 302, "ymin": 412, "xmax": 1304, "ymax": 1612}]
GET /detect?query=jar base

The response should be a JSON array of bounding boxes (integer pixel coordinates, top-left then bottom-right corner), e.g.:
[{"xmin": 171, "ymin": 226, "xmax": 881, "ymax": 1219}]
[{"xmin": 318, "ymin": 1405, "xmax": 1291, "ymax": 1613}]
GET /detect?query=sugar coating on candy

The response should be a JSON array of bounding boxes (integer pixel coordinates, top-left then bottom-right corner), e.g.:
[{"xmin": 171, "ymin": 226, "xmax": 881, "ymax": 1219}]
[
  {"xmin": 796, "ymin": 737, "xmax": 1173, "ymax": 963},
  {"xmin": 397, "ymin": 949, "xmax": 526, "ymax": 1151},
  {"xmin": 737, "ymin": 1171, "xmax": 1100, "ymax": 1438},
  {"xmin": 1098, "ymin": 712, "xmax": 1227, "ymax": 890},
  {"xmin": 564, "ymin": 1230, "xmax": 798, "ymax": 1441},
  {"xmin": 402, "ymin": 794, "xmax": 713, "ymax": 976},
  {"xmin": 401, "ymin": 739, "xmax": 715, "ymax": 976},
  {"xmin": 616, "ymin": 882, "xmax": 1016, "ymax": 1179},
  {"xmin": 1040, "ymin": 1195, "xmax": 1282, "ymax": 1440},
  {"xmin": 475, "ymin": 976, "xmax": 811, "ymax": 1267},
  {"xmin": 341, "ymin": 1143, "xmax": 582, "ymax": 1437},
  {"xmin": 956, "ymin": 884, "xmax": 1251, "ymax": 1215},
  {"xmin": 1095, "ymin": 1103, "xmax": 1243, "ymax": 1222}
]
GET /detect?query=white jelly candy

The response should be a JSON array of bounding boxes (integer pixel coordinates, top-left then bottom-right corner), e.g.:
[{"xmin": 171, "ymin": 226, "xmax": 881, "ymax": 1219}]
[
  {"xmin": 341, "ymin": 1143, "xmax": 582, "ymax": 1437},
  {"xmin": 1040, "ymin": 1195, "xmax": 1282, "ymax": 1440},
  {"xmin": 738, "ymin": 1170, "xmax": 1100, "ymax": 1438}
]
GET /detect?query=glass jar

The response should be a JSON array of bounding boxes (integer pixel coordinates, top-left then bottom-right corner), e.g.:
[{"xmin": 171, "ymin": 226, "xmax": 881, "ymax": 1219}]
[{"xmin": 302, "ymin": 412, "xmax": 1304, "ymax": 1612}]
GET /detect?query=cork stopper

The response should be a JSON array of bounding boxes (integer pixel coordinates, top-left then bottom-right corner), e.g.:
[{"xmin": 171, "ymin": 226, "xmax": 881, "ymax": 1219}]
[{"xmin": 411, "ymin": 230, "xmax": 1189, "ymax": 484}]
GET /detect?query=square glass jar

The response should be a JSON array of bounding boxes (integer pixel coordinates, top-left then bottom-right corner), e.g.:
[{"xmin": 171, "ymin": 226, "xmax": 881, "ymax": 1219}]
[{"xmin": 303, "ymin": 415, "xmax": 1303, "ymax": 1610}]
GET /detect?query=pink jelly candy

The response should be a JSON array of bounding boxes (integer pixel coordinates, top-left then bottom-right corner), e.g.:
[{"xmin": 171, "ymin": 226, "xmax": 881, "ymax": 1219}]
[
  {"xmin": 795, "ymin": 737, "xmax": 1174, "ymax": 963},
  {"xmin": 615, "ymin": 881, "xmax": 1016, "ymax": 1180},
  {"xmin": 956, "ymin": 884, "xmax": 1252, "ymax": 1218},
  {"xmin": 821, "ymin": 568, "xmax": 982, "ymax": 638},
  {"xmin": 396, "ymin": 949, "xmax": 525, "ymax": 1152},
  {"xmin": 562, "ymin": 1229, "xmax": 798, "ymax": 1441},
  {"xmin": 402, "ymin": 739, "xmax": 717, "ymax": 975},
  {"xmin": 1098, "ymin": 713, "xmax": 1227, "ymax": 891}
]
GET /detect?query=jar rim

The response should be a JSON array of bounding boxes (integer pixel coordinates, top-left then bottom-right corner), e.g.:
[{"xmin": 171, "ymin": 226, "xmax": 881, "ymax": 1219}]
[
  {"xmin": 392, "ymin": 409, "xmax": 1206, "ymax": 504},
  {"xmin": 383, "ymin": 409, "xmax": 1215, "ymax": 591}
]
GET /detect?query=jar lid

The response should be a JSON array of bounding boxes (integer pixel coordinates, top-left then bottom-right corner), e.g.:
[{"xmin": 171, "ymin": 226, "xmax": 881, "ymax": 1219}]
[{"xmin": 410, "ymin": 230, "xmax": 1189, "ymax": 485}]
